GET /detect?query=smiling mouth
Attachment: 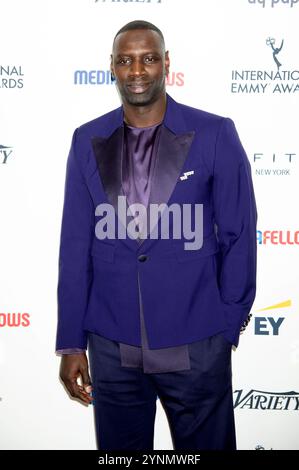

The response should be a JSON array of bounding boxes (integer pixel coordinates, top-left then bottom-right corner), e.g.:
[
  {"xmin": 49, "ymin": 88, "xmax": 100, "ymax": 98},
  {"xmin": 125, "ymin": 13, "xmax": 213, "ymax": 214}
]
[{"xmin": 126, "ymin": 82, "xmax": 152, "ymax": 94}]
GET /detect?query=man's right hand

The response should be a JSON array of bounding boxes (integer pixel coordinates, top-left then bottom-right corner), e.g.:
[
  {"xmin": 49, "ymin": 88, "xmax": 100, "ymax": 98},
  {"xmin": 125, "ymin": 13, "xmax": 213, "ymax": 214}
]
[{"xmin": 59, "ymin": 353, "xmax": 93, "ymax": 405}]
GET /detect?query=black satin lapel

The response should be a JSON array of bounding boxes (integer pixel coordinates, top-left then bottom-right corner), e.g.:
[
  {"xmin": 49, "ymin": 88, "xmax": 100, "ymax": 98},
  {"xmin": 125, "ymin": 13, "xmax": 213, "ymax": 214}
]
[
  {"xmin": 91, "ymin": 127, "xmax": 139, "ymax": 248},
  {"xmin": 144, "ymin": 127, "xmax": 195, "ymax": 239},
  {"xmin": 91, "ymin": 126, "xmax": 124, "ymax": 214}
]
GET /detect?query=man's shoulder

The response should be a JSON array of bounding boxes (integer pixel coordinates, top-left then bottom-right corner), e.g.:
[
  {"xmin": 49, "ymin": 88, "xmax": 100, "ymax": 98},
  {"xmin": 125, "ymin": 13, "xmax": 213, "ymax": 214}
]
[
  {"xmin": 75, "ymin": 105, "xmax": 122, "ymax": 138},
  {"xmin": 177, "ymin": 99, "xmax": 228, "ymax": 128}
]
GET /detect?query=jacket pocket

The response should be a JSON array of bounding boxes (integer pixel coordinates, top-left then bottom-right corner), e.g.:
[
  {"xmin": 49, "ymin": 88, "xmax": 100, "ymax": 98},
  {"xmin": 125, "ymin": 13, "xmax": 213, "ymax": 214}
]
[{"xmin": 173, "ymin": 233, "xmax": 219, "ymax": 263}]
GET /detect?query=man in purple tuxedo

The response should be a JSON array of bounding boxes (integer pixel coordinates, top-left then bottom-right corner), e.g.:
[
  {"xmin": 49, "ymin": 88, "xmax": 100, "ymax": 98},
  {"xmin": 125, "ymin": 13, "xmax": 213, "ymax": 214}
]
[{"xmin": 56, "ymin": 20, "xmax": 257, "ymax": 450}]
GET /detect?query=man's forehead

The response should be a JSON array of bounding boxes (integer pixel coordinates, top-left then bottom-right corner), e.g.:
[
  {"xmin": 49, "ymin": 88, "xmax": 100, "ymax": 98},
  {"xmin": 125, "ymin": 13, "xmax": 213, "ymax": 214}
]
[{"xmin": 113, "ymin": 29, "xmax": 163, "ymax": 52}]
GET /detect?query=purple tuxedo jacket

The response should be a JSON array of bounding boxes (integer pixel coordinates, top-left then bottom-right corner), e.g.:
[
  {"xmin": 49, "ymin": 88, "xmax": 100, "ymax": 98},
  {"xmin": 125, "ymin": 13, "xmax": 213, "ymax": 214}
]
[{"xmin": 55, "ymin": 93, "xmax": 257, "ymax": 352}]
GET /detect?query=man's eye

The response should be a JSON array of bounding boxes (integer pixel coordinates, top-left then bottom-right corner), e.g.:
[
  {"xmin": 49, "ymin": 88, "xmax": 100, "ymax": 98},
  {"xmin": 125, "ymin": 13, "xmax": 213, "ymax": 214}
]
[
  {"xmin": 144, "ymin": 57, "xmax": 156, "ymax": 63},
  {"xmin": 118, "ymin": 58, "xmax": 131, "ymax": 65}
]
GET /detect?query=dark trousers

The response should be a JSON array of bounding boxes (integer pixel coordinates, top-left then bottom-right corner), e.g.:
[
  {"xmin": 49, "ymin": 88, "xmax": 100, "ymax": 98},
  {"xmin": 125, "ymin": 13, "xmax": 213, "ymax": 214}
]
[{"xmin": 87, "ymin": 331, "xmax": 236, "ymax": 450}]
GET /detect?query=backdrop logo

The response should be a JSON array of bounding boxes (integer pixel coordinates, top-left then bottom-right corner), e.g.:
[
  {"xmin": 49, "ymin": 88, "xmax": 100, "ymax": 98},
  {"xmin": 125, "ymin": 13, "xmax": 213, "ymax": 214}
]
[
  {"xmin": 166, "ymin": 72, "xmax": 184, "ymax": 86},
  {"xmin": 248, "ymin": 0, "xmax": 298, "ymax": 6},
  {"xmin": 267, "ymin": 38, "xmax": 284, "ymax": 70},
  {"xmin": 252, "ymin": 152, "xmax": 296, "ymax": 176},
  {"xmin": 231, "ymin": 38, "xmax": 299, "ymax": 94},
  {"xmin": 0, "ymin": 312, "xmax": 30, "ymax": 327},
  {"xmin": 253, "ymin": 299, "xmax": 291, "ymax": 336},
  {"xmin": 255, "ymin": 444, "xmax": 274, "ymax": 450},
  {"xmin": 74, "ymin": 69, "xmax": 184, "ymax": 86},
  {"xmin": 0, "ymin": 145, "xmax": 13, "ymax": 164},
  {"xmin": 257, "ymin": 230, "xmax": 299, "ymax": 245},
  {"xmin": 74, "ymin": 70, "xmax": 114, "ymax": 85},
  {"xmin": 0, "ymin": 65, "xmax": 24, "ymax": 89},
  {"xmin": 234, "ymin": 389, "xmax": 299, "ymax": 410}
]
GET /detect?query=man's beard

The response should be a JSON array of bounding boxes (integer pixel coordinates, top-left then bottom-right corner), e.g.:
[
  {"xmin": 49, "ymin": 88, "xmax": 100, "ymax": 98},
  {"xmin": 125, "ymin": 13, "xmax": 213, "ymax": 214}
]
[{"xmin": 117, "ymin": 77, "xmax": 165, "ymax": 107}]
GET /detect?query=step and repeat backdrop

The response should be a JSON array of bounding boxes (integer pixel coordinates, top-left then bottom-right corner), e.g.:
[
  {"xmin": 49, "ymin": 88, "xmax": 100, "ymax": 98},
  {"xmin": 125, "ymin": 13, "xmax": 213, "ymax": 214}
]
[{"xmin": 1, "ymin": 0, "xmax": 299, "ymax": 450}]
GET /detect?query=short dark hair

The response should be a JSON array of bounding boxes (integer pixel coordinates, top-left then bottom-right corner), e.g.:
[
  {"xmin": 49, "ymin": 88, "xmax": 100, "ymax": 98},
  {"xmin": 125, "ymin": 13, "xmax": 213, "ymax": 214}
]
[{"xmin": 113, "ymin": 20, "xmax": 165, "ymax": 50}]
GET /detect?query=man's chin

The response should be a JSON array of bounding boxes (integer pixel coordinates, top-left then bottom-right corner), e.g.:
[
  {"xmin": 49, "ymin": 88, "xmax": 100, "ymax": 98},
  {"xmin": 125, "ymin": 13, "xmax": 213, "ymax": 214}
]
[{"xmin": 125, "ymin": 92, "xmax": 155, "ymax": 107}]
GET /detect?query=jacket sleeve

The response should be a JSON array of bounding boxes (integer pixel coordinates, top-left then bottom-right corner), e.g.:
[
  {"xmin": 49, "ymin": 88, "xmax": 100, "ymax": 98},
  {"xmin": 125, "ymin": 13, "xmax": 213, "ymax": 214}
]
[
  {"xmin": 55, "ymin": 129, "xmax": 94, "ymax": 351},
  {"xmin": 212, "ymin": 118, "xmax": 257, "ymax": 347}
]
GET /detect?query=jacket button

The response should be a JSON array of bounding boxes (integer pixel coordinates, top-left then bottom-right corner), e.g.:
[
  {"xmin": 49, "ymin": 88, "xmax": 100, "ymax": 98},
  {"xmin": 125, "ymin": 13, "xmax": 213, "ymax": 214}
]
[{"xmin": 138, "ymin": 254, "xmax": 148, "ymax": 262}]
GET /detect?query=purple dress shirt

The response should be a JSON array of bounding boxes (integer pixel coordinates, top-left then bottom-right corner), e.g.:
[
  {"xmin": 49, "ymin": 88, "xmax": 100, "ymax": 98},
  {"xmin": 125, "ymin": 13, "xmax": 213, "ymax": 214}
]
[{"xmin": 56, "ymin": 121, "xmax": 191, "ymax": 373}]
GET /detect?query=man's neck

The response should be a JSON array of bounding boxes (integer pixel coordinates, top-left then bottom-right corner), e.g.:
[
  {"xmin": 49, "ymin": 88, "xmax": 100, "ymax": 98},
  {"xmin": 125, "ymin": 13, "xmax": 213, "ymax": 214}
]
[{"xmin": 123, "ymin": 93, "xmax": 166, "ymax": 128}]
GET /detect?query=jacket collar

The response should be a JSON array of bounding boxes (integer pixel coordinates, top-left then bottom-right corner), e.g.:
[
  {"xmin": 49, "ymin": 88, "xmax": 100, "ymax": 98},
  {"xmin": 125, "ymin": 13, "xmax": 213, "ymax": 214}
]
[{"xmin": 103, "ymin": 93, "xmax": 190, "ymax": 138}]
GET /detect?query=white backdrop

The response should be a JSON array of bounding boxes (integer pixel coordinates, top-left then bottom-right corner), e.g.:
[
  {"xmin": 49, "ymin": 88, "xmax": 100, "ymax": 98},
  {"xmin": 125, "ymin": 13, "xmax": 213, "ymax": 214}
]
[{"xmin": 0, "ymin": 0, "xmax": 299, "ymax": 450}]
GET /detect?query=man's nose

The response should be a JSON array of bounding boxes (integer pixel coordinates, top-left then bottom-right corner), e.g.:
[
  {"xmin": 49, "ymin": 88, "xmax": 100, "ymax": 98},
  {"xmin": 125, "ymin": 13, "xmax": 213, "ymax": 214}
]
[{"xmin": 129, "ymin": 59, "xmax": 145, "ymax": 77}]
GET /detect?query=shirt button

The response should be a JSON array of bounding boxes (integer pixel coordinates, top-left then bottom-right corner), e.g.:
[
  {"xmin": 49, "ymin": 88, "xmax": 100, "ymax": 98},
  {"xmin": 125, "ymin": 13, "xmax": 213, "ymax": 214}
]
[{"xmin": 138, "ymin": 254, "xmax": 148, "ymax": 262}]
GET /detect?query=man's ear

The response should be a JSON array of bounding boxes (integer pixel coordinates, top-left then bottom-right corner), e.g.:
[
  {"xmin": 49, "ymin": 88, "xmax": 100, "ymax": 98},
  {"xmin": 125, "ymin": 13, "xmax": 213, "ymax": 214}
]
[
  {"xmin": 165, "ymin": 50, "xmax": 170, "ymax": 76},
  {"xmin": 110, "ymin": 54, "xmax": 115, "ymax": 79}
]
